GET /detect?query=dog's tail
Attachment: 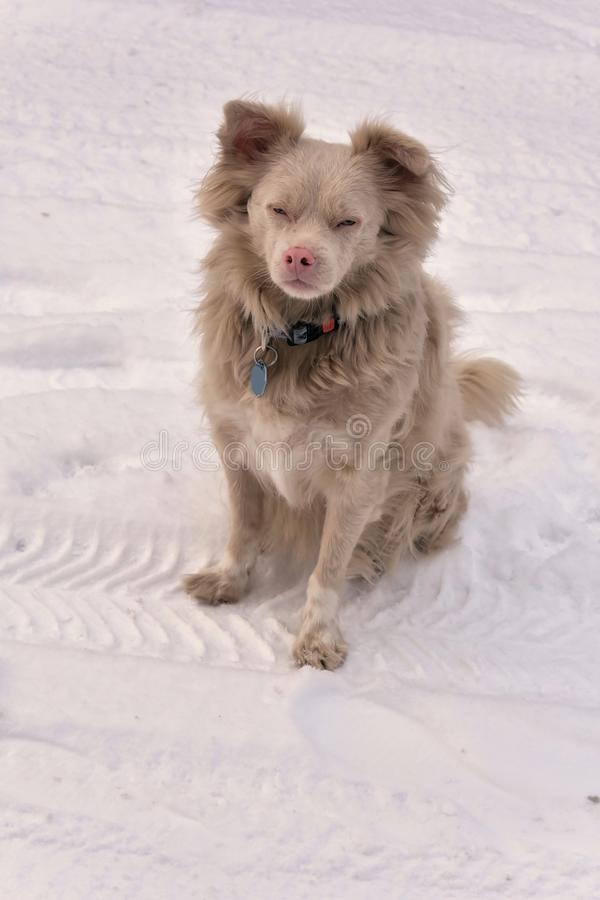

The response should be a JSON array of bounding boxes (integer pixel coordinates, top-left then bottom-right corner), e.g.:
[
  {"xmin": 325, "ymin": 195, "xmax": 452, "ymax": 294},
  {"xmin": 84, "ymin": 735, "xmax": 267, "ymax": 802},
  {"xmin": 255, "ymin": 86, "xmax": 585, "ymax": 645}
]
[{"xmin": 454, "ymin": 355, "xmax": 522, "ymax": 426}]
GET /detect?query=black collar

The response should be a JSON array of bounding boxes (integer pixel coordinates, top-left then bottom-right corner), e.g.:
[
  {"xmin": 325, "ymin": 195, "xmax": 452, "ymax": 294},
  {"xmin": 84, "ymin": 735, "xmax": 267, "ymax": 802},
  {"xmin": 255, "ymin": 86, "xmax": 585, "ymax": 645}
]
[{"xmin": 271, "ymin": 311, "xmax": 341, "ymax": 347}]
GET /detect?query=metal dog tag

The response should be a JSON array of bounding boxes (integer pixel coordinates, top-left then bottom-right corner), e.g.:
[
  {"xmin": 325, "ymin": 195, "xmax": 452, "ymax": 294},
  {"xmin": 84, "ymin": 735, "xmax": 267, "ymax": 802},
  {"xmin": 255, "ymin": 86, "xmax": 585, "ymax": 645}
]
[
  {"xmin": 250, "ymin": 360, "xmax": 268, "ymax": 397},
  {"xmin": 250, "ymin": 342, "xmax": 278, "ymax": 397}
]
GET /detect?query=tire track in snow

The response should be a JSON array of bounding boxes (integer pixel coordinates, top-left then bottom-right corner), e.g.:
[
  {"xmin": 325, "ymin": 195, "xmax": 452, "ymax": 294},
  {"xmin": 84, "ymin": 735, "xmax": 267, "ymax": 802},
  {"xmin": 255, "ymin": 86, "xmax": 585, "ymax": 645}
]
[
  {"xmin": 3, "ymin": 518, "xmax": 185, "ymax": 598},
  {"xmin": 0, "ymin": 584, "xmax": 284, "ymax": 669},
  {"xmin": 0, "ymin": 510, "xmax": 272, "ymax": 665},
  {"xmin": 226, "ymin": 611, "xmax": 276, "ymax": 667},
  {"xmin": 2, "ymin": 513, "xmax": 599, "ymax": 694},
  {"xmin": 65, "ymin": 539, "xmax": 130, "ymax": 591},
  {"xmin": 0, "ymin": 514, "xmax": 247, "ymax": 664},
  {"xmin": 134, "ymin": 538, "xmax": 183, "ymax": 593},
  {"xmin": 0, "ymin": 523, "xmax": 48, "ymax": 577},
  {"xmin": 103, "ymin": 538, "xmax": 157, "ymax": 592},
  {"xmin": 13, "ymin": 528, "xmax": 75, "ymax": 586},
  {"xmin": 39, "ymin": 530, "xmax": 103, "ymax": 588}
]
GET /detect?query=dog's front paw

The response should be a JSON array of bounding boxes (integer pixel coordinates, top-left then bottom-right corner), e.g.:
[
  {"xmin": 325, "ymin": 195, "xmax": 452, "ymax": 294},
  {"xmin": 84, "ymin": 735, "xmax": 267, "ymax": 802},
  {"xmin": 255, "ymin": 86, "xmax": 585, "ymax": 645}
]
[
  {"xmin": 293, "ymin": 625, "xmax": 348, "ymax": 671},
  {"xmin": 182, "ymin": 566, "xmax": 245, "ymax": 605}
]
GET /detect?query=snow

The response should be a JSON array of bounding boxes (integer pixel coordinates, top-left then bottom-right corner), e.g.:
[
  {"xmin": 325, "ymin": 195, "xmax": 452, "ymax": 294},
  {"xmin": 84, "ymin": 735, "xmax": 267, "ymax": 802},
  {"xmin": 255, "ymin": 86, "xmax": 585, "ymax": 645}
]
[{"xmin": 1, "ymin": 0, "xmax": 600, "ymax": 896}]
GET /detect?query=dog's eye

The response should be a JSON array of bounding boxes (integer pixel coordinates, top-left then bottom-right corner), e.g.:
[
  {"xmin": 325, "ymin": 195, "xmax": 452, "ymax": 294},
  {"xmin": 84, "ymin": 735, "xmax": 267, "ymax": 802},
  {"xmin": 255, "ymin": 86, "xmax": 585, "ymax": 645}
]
[
  {"xmin": 272, "ymin": 207, "xmax": 288, "ymax": 217},
  {"xmin": 337, "ymin": 219, "xmax": 357, "ymax": 228}
]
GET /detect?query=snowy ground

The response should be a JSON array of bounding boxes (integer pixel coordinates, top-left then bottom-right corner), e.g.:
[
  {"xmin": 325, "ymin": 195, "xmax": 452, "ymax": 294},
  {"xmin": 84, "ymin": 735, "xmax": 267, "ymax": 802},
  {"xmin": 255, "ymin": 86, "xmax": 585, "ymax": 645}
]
[{"xmin": 1, "ymin": 0, "xmax": 600, "ymax": 896}]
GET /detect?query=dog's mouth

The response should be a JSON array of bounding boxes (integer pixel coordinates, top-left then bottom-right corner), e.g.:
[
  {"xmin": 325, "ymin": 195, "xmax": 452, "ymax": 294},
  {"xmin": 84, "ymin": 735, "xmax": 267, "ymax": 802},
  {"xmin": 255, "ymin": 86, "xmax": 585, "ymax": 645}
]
[
  {"xmin": 283, "ymin": 277, "xmax": 316, "ymax": 291},
  {"xmin": 277, "ymin": 275, "xmax": 327, "ymax": 299}
]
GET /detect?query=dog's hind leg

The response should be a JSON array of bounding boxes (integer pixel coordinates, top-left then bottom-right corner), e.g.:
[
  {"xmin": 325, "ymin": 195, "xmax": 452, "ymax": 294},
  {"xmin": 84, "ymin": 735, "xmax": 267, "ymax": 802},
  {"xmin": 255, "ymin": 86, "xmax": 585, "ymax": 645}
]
[{"xmin": 347, "ymin": 521, "xmax": 387, "ymax": 583}]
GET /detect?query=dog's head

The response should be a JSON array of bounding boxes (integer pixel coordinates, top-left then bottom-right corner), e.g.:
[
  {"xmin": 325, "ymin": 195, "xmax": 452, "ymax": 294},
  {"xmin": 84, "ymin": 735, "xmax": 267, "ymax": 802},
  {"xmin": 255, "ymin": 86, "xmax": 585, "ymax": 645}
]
[{"xmin": 198, "ymin": 100, "xmax": 448, "ymax": 301}]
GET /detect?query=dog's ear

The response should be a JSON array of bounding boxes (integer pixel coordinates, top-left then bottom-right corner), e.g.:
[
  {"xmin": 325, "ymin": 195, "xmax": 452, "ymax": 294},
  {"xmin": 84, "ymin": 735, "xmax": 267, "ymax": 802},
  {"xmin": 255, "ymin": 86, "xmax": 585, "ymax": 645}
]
[
  {"xmin": 219, "ymin": 99, "xmax": 304, "ymax": 162},
  {"xmin": 198, "ymin": 100, "xmax": 304, "ymax": 224},
  {"xmin": 350, "ymin": 119, "xmax": 432, "ymax": 177},
  {"xmin": 350, "ymin": 119, "xmax": 449, "ymax": 256}
]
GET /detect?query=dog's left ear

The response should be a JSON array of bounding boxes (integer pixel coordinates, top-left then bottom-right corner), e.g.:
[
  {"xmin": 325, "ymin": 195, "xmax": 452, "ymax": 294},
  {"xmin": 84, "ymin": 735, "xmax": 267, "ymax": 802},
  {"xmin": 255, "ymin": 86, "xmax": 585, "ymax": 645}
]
[
  {"xmin": 198, "ymin": 100, "xmax": 304, "ymax": 224},
  {"xmin": 350, "ymin": 119, "xmax": 449, "ymax": 255},
  {"xmin": 350, "ymin": 119, "xmax": 432, "ymax": 177}
]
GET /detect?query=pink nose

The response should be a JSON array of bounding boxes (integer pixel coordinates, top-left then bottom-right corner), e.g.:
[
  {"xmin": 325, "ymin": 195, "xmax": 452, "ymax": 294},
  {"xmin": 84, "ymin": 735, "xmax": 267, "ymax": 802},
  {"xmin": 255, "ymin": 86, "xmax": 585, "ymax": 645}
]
[{"xmin": 283, "ymin": 246, "xmax": 316, "ymax": 270}]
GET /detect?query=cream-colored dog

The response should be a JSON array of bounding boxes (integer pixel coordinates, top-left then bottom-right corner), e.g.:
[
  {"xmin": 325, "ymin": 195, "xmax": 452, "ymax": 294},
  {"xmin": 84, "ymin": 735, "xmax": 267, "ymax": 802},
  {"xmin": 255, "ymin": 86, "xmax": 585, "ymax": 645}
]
[{"xmin": 183, "ymin": 99, "xmax": 520, "ymax": 670}]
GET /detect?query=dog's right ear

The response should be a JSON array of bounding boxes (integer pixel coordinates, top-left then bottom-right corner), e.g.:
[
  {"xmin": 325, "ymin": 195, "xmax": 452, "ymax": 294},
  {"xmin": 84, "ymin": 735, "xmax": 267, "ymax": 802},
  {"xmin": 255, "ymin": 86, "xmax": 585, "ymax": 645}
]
[
  {"xmin": 219, "ymin": 100, "xmax": 305, "ymax": 162},
  {"xmin": 197, "ymin": 100, "xmax": 304, "ymax": 225}
]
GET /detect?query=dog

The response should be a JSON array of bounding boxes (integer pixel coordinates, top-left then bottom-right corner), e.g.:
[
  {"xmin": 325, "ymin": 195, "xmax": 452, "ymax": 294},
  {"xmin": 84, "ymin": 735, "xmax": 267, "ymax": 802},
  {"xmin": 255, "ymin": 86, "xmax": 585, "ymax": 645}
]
[{"xmin": 183, "ymin": 99, "xmax": 521, "ymax": 670}]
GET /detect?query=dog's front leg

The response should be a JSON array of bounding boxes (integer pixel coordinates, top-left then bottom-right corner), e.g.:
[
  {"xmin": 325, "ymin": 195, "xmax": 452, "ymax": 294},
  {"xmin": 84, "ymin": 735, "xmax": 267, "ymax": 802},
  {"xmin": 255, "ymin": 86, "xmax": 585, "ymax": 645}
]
[
  {"xmin": 293, "ymin": 468, "xmax": 382, "ymax": 670},
  {"xmin": 183, "ymin": 432, "xmax": 264, "ymax": 605}
]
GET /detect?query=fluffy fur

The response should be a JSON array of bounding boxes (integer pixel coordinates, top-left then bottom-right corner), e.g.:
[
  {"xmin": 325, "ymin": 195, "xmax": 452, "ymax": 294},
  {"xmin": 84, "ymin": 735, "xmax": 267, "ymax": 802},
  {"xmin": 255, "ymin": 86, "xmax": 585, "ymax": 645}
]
[{"xmin": 183, "ymin": 99, "xmax": 521, "ymax": 669}]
